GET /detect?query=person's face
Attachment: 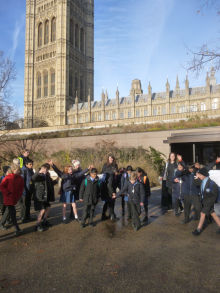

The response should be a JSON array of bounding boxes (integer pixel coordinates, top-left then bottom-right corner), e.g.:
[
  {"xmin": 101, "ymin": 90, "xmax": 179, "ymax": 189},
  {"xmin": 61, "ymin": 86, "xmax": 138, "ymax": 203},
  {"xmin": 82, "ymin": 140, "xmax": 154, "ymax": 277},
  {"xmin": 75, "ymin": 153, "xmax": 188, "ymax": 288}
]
[
  {"xmin": 195, "ymin": 163, "xmax": 200, "ymax": 169},
  {"xmin": 26, "ymin": 163, "xmax": 33, "ymax": 169},
  {"xmin": 41, "ymin": 167, "xmax": 47, "ymax": 174},
  {"xmin": 90, "ymin": 173, "xmax": 97, "ymax": 179},
  {"xmin": 23, "ymin": 151, "xmax": 29, "ymax": 157},
  {"xmin": 189, "ymin": 168, "xmax": 194, "ymax": 173},
  {"xmin": 137, "ymin": 172, "xmax": 141, "ymax": 177},
  {"xmin": 75, "ymin": 164, "xmax": 80, "ymax": 170},
  {"xmin": 130, "ymin": 179, "xmax": 136, "ymax": 184},
  {"xmin": 109, "ymin": 156, "xmax": 114, "ymax": 164},
  {"xmin": 177, "ymin": 165, "xmax": 183, "ymax": 171},
  {"xmin": 198, "ymin": 173, "xmax": 206, "ymax": 180},
  {"xmin": 127, "ymin": 170, "xmax": 132, "ymax": 175},
  {"xmin": 170, "ymin": 153, "xmax": 175, "ymax": 162},
  {"xmin": 68, "ymin": 167, "xmax": 73, "ymax": 174},
  {"xmin": 13, "ymin": 169, "xmax": 20, "ymax": 175}
]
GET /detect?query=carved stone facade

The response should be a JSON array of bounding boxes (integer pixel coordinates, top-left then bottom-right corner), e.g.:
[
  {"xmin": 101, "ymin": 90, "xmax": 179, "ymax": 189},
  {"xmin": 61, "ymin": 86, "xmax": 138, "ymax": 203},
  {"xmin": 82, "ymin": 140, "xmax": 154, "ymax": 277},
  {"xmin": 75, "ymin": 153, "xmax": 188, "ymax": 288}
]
[
  {"xmin": 66, "ymin": 68, "xmax": 220, "ymax": 126},
  {"xmin": 24, "ymin": 0, "xmax": 94, "ymax": 128}
]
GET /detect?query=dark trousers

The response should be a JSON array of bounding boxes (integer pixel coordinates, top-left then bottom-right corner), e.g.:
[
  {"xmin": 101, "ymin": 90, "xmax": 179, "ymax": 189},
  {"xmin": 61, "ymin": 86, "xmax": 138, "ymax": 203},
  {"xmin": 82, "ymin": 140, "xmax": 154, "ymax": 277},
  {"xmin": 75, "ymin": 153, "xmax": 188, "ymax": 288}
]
[
  {"xmin": 0, "ymin": 206, "xmax": 19, "ymax": 230},
  {"xmin": 127, "ymin": 201, "xmax": 132, "ymax": 217},
  {"xmin": 144, "ymin": 205, "xmax": 148, "ymax": 217},
  {"xmin": 167, "ymin": 188, "xmax": 173, "ymax": 210},
  {"xmin": 184, "ymin": 194, "xmax": 201, "ymax": 221},
  {"xmin": 0, "ymin": 203, "xmax": 6, "ymax": 215},
  {"xmin": 103, "ymin": 200, "xmax": 115, "ymax": 216},
  {"xmin": 121, "ymin": 195, "xmax": 125, "ymax": 211},
  {"xmin": 82, "ymin": 204, "xmax": 96, "ymax": 224},
  {"xmin": 130, "ymin": 202, "xmax": 141, "ymax": 229},
  {"xmin": 17, "ymin": 193, "xmax": 32, "ymax": 220},
  {"xmin": 174, "ymin": 199, "xmax": 183, "ymax": 214}
]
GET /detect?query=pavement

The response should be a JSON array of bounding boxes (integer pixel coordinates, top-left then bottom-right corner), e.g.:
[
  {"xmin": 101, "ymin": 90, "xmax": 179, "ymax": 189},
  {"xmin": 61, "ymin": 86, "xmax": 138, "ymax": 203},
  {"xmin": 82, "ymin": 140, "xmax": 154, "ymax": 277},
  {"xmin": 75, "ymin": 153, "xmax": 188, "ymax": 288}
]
[{"xmin": 0, "ymin": 187, "xmax": 220, "ymax": 293}]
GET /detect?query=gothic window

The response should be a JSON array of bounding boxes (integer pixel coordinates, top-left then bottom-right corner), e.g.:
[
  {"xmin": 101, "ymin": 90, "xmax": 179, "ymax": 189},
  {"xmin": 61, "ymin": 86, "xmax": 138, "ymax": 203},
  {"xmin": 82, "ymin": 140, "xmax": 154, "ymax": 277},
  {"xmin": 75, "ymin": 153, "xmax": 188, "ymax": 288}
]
[
  {"xmin": 212, "ymin": 100, "xmax": 218, "ymax": 110},
  {"xmin": 201, "ymin": 102, "xmax": 206, "ymax": 111},
  {"xmin": 179, "ymin": 105, "xmax": 185, "ymax": 113},
  {"xmin": 106, "ymin": 113, "xmax": 109, "ymax": 120},
  {"xmin": 51, "ymin": 71, "xmax": 55, "ymax": 96},
  {"xmin": 153, "ymin": 108, "xmax": 157, "ymax": 116},
  {"xmin": 80, "ymin": 28, "xmax": 84, "ymax": 52},
  {"xmin": 120, "ymin": 112, "xmax": 124, "ymax": 119},
  {"xmin": 98, "ymin": 113, "xmax": 101, "ymax": 121},
  {"xmin": 144, "ymin": 108, "xmax": 148, "ymax": 116},
  {"xmin": 128, "ymin": 110, "xmax": 132, "ymax": 118},
  {"xmin": 171, "ymin": 106, "xmax": 176, "ymax": 114},
  {"xmin": 75, "ymin": 24, "xmax": 79, "ymax": 48},
  {"xmin": 85, "ymin": 115, "xmax": 88, "ymax": 122},
  {"xmin": 38, "ymin": 23, "xmax": 43, "ymax": 47},
  {"xmin": 92, "ymin": 114, "xmax": 95, "ymax": 122},
  {"xmin": 136, "ymin": 109, "xmax": 140, "ymax": 117},
  {"xmin": 73, "ymin": 117, "xmax": 75, "ymax": 124},
  {"xmin": 51, "ymin": 18, "xmax": 56, "ymax": 42},
  {"xmin": 44, "ymin": 72, "xmax": 48, "ymax": 97},
  {"xmin": 70, "ymin": 20, "xmax": 74, "ymax": 44},
  {"xmin": 69, "ymin": 72, "xmax": 73, "ymax": 96},
  {"xmin": 45, "ymin": 20, "xmax": 49, "ymax": 44},
  {"xmin": 161, "ymin": 107, "xmax": 166, "ymax": 115},
  {"xmin": 112, "ymin": 112, "xmax": 116, "ymax": 120},
  {"xmin": 37, "ymin": 74, "xmax": 41, "ymax": 98},
  {"xmin": 190, "ymin": 104, "xmax": 197, "ymax": 112},
  {"xmin": 67, "ymin": 118, "xmax": 70, "ymax": 124},
  {"xmin": 79, "ymin": 116, "xmax": 82, "ymax": 123}
]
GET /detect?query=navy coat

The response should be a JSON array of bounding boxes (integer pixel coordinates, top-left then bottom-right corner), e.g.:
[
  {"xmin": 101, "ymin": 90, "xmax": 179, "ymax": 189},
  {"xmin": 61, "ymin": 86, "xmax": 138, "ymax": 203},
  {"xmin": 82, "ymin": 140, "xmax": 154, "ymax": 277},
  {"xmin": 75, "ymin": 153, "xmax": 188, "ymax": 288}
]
[{"xmin": 171, "ymin": 170, "xmax": 185, "ymax": 200}]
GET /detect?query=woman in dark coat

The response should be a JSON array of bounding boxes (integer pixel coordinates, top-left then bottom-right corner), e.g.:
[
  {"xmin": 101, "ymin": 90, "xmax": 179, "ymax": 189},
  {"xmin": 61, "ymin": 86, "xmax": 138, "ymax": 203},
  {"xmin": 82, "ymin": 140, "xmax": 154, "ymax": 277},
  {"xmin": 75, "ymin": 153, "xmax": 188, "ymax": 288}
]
[
  {"xmin": 102, "ymin": 154, "xmax": 118, "ymax": 174},
  {"xmin": 171, "ymin": 163, "xmax": 185, "ymax": 216},
  {"xmin": 160, "ymin": 153, "xmax": 178, "ymax": 211}
]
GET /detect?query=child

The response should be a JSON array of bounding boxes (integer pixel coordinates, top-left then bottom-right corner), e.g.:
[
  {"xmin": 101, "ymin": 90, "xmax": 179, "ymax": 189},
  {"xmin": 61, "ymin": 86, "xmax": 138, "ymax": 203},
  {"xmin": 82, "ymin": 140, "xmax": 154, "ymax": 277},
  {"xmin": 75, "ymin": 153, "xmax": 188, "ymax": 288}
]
[
  {"xmin": 113, "ymin": 172, "xmax": 145, "ymax": 231},
  {"xmin": 79, "ymin": 168, "xmax": 100, "ymax": 228},
  {"xmin": 192, "ymin": 167, "xmax": 220, "ymax": 236},
  {"xmin": 32, "ymin": 164, "xmax": 56, "ymax": 232},
  {"xmin": 171, "ymin": 163, "xmax": 185, "ymax": 216},
  {"xmin": 0, "ymin": 166, "xmax": 11, "ymax": 229},
  {"xmin": 121, "ymin": 166, "xmax": 133, "ymax": 219},
  {"xmin": 18, "ymin": 158, "xmax": 35, "ymax": 222},
  {"xmin": 0, "ymin": 164, "xmax": 24, "ymax": 235},
  {"xmin": 48, "ymin": 159, "xmax": 92, "ymax": 224},
  {"xmin": 136, "ymin": 167, "xmax": 151, "ymax": 222}
]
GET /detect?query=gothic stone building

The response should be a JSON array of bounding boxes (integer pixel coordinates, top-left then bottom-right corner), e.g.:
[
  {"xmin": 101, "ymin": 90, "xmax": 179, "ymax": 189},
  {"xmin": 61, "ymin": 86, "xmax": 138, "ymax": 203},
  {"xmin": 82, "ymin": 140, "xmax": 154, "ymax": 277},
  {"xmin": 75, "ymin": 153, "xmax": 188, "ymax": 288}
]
[{"xmin": 24, "ymin": 0, "xmax": 94, "ymax": 128}]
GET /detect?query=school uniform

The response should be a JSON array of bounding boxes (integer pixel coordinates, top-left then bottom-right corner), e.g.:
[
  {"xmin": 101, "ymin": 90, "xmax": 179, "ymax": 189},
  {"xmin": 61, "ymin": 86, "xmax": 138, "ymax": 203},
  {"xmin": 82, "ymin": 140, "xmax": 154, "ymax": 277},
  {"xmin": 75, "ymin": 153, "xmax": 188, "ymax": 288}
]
[
  {"xmin": 79, "ymin": 176, "xmax": 101, "ymax": 225},
  {"xmin": 115, "ymin": 181, "xmax": 145, "ymax": 230},
  {"xmin": 121, "ymin": 173, "xmax": 132, "ymax": 217},
  {"xmin": 101, "ymin": 172, "xmax": 117, "ymax": 219},
  {"xmin": 138, "ymin": 173, "xmax": 151, "ymax": 219},
  {"xmin": 102, "ymin": 163, "xmax": 118, "ymax": 174},
  {"xmin": 171, "ymin": 170, "xmax": 184, "ymax": 215}
]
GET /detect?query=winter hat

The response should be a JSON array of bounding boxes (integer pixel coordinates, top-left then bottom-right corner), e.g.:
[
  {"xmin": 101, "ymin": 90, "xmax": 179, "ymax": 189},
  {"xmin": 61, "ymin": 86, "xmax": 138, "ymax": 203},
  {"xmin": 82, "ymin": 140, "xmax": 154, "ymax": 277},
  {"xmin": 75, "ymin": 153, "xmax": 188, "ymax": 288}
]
[
  {"xmin": 3, "ymin": 166, "xmax": 10, "ymax": 175},
  {"xmin": 198, "ymin": 167, "xmax": 209, "ymax": 177}
]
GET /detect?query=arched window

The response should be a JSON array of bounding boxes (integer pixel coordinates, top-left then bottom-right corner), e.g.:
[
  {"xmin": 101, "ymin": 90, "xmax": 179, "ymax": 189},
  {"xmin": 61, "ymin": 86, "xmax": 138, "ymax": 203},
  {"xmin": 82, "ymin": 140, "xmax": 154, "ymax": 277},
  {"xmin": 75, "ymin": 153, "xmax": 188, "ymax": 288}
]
[
  {"xmin": 44, "ymin": 71, "xmax": 48, "ymax": 97},
  {"xmin": 80, "ymin": 28, "xmax": 84, "ymax": 52},
  {"xmin": 51, "ymin": 18, "xmax": 56, "ymax": 42},
  {"xmin": 37, "ymin": 73, "xmax": 41, "ymax": 98},
  {"xmin": 201, "ymin": 102, "xmax": 206, "ymax": 111},
  {"xmin": 51, "ymin": 70, "xmax": 55, "ymax": 96},
  {"xmin": 38, "ymin": 23, "xmax": 43, "ymax": 47},
  {"xmin": 70, "ymin": 20, "xmax": 73, "ymax": 44},
  {"xmin": 212, "ymin": 99, "xmax": 218, "ymax": 110},
  {"xmin": 45, "ymin": 20, "xmax": 49, "ymax": 44},
  {"xmin": 69, "ymin": 71, "xmax": 73, "ymax": 96},
  {"xmin": 75, "ymin": 24, "xmax": 79, "ymax": 48},
  {"xmin": 190, "ymin": 104, "xmax": 197, "ymax": 112}
]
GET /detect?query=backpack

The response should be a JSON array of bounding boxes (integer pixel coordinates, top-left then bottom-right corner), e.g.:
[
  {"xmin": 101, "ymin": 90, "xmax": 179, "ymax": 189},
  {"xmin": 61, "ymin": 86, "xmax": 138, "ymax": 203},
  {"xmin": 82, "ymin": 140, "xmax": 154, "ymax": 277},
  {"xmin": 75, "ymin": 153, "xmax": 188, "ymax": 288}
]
[
  {"xmin": 209, "ymin": 180, "xmax": 220, "ymax": 202},
  {"xmin": 85, "ymin": 178, "xmax": 100, "ymax": 187},
  {"xmin": 18, "ymin": 157, "xmax": 24, "ymax": 168}
]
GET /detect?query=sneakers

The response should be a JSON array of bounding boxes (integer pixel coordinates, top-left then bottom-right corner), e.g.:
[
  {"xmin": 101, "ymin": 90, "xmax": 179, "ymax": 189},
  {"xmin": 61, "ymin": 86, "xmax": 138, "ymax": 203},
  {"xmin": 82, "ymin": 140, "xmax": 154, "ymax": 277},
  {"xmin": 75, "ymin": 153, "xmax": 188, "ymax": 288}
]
[
  {"xmin": 89, "ymin": 222, "xmax": 94, "ymax": 227},
  {"xmin": 42, "ymin": 220, "xmax": 50, "ymax": 226},
  {"xmin": 134, "ymin": 226, "xmax": 139, "ymax": 232},
  {"xmin": 181, "ymin": 219, "xmax": 189, "ymax": 224},
  {"xmin": 214, "ymin": 227, "xmax": 220, "ymax": 234},
  {"xmin": 101, "ymin": 213, "xmax": 110, "ymax": 221},
  {"xmin": 14, "ymin": 229, "xmax": 23, "ymax": 235},
  {"xmin": 166, "ymin": 209, "xmax": 173, "ymax": 212},
  {"xmin": 110, "ymin": 214, "xmax": 119, "ymax": 221},
  {"xmin": 181, "ymin": 209, "xmax": 184, "ymax": 213},
  {"xmin": 80, "ymin": 223, "xmax": 85, "ymax": 228},
  {"xmin": 63, "ymin": 219, "xmax": 67, "ymax": 224},
  {"xmin": 192, "ymin": 229, "xmax": 201, "ymax": 236},
  {"xmin": 0, "ymin": 225, "xmax": 6, "ymax": 230},
  {"xmin": 6, "ymin": 220, "xmax": 12, "ymax": 225},
  {"xmin": 35, "ymin": 225, "xmax": 44, "ymax": 232},
  {"xmin": 75, "ymin": 218, "xmax": 81, "ymax": 223},
  {"xmin": 143, "ymin": 216, "xmax": 148, "ymax": 222}
]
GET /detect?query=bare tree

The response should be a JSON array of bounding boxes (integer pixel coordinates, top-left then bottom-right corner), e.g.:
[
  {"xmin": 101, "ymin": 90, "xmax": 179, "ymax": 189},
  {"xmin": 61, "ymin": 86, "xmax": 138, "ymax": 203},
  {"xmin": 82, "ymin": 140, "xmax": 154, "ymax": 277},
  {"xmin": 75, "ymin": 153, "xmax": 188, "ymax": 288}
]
[{"xmin": 185, "ymin": 0, "xmax": 220, "ymax": 76}]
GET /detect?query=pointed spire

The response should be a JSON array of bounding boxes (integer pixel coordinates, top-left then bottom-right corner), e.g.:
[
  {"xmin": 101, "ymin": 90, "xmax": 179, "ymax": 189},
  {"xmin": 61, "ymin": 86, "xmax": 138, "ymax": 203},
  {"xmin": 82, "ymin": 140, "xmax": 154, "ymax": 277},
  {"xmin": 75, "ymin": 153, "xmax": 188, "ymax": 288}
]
[
  {"xmin": 75, "ymin": 91, "xmax": 78, "ymax": 102},
  {"xmin": 105, "ymin": 90, "xmax": 108, "ymax": 100},
  {"xmin": 175, "ymin": 74, "xmax": 180, "ymax": 90},
  {"xmin": 101, "ymin": 88, "xmax": 105, "ymax": 100}
]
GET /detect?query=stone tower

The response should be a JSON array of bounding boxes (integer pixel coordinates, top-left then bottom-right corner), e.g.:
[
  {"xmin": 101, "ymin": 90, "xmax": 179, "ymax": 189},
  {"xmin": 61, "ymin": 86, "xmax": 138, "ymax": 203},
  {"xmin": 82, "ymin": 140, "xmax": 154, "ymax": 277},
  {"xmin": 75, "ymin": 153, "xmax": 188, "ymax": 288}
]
[{"xmin": 24, "ymin": 0, "xmax": 94, "ymax": 127}]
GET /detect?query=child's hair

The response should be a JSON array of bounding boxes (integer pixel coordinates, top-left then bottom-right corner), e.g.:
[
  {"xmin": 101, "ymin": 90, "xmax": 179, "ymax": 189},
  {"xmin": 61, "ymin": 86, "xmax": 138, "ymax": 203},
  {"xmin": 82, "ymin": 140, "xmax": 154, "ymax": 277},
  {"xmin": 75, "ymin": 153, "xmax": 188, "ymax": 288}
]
[
  {"xmin": 13, "ymin": 158, "xmax": 20, "ymax": 166},
  {"xmin": 63, "ymin": 165, "xmax": 73, "ymax": 174},
  {"xmin": 11, "ymin": 163, "xmax": 21, "ymax": 172},
  {"xmin": 90, "ymin": 168, "xmax": 98, "ymax": 174},
  {"xmin": 22, "ymin": 149, "xmax": 29, "ymax": 154},
  {"xmin": 187, "ymin": 162, "xmax": 194, "ymax": 169},
  {"xmin": 136, "ymin": 167, "xmax": 144, "ymax": 174},
  {"xmin": 126, "ymin": 165, "xmax": 133, "ymax": 172},
  {"xmin": 73, "ymin": 160, "xmax": 81, "ymax": 168},
  {"xmin": 26, "ymin": 158, "xmax": 33, "ymax": 165},
  {"xmin": 44, "ymin": 163, "xmax": 50, "ymax": 170},
  {"xmin": 130, "ymin": 171, "xmax": 138, "ymax": 181},
  {"xmin": 112, "ymin": 167, "xmax": 119, "ymax": 174}
]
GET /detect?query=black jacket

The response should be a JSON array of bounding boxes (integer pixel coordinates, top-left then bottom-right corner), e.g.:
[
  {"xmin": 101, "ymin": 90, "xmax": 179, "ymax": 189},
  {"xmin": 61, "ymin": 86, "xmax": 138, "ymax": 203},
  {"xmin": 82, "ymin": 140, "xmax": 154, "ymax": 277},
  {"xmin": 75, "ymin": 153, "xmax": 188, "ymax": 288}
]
[
  {"xmin": 32, "ymin": 172, "xmax": 57, "ymax": 202},
  {"xmin": 102, "ymin": 163, "xmax": 118, "ymax": 174},
  {"xmin": 138, "ymin": 173, "xmax": 151, "ymax": 197},
  {"xmin": 101, "ymin": 172, "xmax": 117, "ymax": 201},
  {"xmin": 79, "ymin": 176, "xmax": 101, "ymax": 205},
  {"xmin": 121, "ymin": 173, "xmax": 130, "ymax": 196},
  {"xmin": 161, "ymin": 162, "xmax": 178, "ymax": 189},
  {"xmin": 52, "ymin": 164, "xmax": 89, "ymax": 193},
  {"xmin": 73, "ymin": 168, "xmax": 86, "ymax": 200},
  {"xmin": 193, "ymin": 177, "xmax": 218, "ymax": 202},
  {"xmin": 115, "ymin": 181, "xmax": 145, "ymax": 204}
]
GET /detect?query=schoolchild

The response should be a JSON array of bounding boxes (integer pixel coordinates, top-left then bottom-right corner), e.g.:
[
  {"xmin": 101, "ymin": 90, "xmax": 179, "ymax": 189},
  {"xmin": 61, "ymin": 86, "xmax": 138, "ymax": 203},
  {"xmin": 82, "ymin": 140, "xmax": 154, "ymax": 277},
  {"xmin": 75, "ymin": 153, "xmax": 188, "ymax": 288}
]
[
  {"xmin": 48, "ymin": 160, "xmax": 92, "ymax": 223},
  {"xmin": 171, "ymin": 163, "xmax": 185, "ymax": 216},
  {"xmin": 136, "ymin": 167, "xmax": 151, "ymax": 222},
  {"xmin": 192, "ymin": 167, "xmax": 220, "ymax": 236},
  {"xmin": 0, "ymin": 164, "xmax": 24, "ymax": 235},
  {"xmin": 18, "ymin": 158, "xmax": 35, "ymax": 222},
  {"xmin": 121, "ymin": 166, "xmax": 133, "ymax": 219},
  {"xmin": 17, "ymin": 149, "xmax": 30, "ymax": 168},
  {"xmin": 79, "ymin": 168, "xmax": 101, "ymax": 228},
  {"xmin": 113, "ymin": 172, "xmax": 145, "ymax": 231},
  {"xmin": 0, "ymin": 166, "xmax": 12, "ymax": 229}
]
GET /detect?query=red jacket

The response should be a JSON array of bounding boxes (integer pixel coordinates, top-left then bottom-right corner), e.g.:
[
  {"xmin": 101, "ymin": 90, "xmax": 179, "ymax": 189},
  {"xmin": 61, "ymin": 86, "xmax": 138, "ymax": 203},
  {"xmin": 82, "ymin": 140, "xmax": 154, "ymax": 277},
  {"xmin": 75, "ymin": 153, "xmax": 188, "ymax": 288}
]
[{"xmin": 0, "ymin": 174, "xmax": 24, "ymax": 205}]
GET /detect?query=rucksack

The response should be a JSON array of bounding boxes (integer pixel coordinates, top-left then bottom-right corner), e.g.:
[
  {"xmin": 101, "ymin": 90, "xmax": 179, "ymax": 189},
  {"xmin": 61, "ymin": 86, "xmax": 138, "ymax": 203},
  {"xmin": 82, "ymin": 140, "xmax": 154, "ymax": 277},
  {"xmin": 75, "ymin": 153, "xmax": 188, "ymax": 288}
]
[
  {"xmin": 209, "ymin": 180, "xmax": 220, "ymax": 202},
  {"xmin": 17, "ymin": 157, "xmax": 24, "ymax": 168},
  {"xmin": 85, "ymin": 178, "xmax": 100, "ymax": 187}
]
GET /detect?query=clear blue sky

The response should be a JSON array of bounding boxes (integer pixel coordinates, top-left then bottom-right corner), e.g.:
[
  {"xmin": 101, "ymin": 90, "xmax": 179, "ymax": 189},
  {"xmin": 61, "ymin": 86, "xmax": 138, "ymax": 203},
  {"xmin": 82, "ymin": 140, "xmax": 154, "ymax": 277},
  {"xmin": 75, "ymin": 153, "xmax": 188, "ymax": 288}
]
[{"xmin": 0, "ymin": 0, "xmax": 219, "ymax": 115}]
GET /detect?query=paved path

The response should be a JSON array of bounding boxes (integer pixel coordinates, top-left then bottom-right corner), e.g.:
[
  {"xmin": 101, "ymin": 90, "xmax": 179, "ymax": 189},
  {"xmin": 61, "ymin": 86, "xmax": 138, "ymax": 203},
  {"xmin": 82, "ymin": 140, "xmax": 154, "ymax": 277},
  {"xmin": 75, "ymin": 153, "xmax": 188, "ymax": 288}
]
[{"xmin": 0, "ymin": 188, "xmax": 220, "ymax": 293}]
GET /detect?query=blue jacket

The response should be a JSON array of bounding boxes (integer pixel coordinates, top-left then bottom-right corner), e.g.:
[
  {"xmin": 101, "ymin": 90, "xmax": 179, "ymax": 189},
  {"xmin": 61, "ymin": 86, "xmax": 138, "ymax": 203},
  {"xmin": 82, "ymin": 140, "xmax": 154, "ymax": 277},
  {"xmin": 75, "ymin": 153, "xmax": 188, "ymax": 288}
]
[
  {"xmin": 21, "ymin": 165, "xmax": 34, "ymax": 195},
  {"xmin": 172, "ymin": 170, "xmax": 185, "ymax": 200}
]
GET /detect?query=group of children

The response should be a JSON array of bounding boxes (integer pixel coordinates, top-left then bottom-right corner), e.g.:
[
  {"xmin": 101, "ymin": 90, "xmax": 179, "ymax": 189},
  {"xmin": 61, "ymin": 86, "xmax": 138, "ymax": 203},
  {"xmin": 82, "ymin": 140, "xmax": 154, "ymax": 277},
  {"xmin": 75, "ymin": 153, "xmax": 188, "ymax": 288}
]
[{"xmin": 0, "ymin": 151, "xmax": 151, "ymax": 234}]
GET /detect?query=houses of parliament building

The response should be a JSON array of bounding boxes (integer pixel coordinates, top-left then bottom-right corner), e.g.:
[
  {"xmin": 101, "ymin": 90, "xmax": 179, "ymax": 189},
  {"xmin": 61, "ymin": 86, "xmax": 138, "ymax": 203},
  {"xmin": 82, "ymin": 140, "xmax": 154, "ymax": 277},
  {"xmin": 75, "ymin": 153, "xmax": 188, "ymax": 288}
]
[{"xmin": 24, "ymin": 0, "xmax": 220, "ymax": 129}]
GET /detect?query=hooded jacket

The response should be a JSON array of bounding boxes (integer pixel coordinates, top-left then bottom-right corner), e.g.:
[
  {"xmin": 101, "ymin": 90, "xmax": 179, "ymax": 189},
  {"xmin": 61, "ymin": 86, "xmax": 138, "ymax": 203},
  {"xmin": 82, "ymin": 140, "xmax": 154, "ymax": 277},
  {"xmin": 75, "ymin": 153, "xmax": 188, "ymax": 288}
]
[
  {"xmin": 21, "ymin": 165, "xmax": 34, "ymax": 195},
  {"xmin": 161, "ymin": 162, "xmax": 178, "ymax": 189},
  {"xmin": 0, "ymin": 173, "xmax": 24, "ymax": 205},
  {"xmin": 115, "ymin": 180, "xmax": 145, "ymax": 205},
  {"xmin": 32, "ymin": 172, "xmax": 58, "ymax": 202},
  {"xmin": 79, "ymin": 176, "xmax": 101, "ymax": 205},
  {"xmin": 171, "ymin": 170, "xmax": 185, "ymax": 200}
]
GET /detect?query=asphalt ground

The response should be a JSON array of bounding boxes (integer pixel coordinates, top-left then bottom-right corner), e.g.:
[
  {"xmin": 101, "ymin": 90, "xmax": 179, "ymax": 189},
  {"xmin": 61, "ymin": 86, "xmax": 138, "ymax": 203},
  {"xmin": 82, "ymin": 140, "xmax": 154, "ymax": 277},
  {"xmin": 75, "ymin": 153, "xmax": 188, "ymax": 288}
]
[{"xmin": 0, "ymin": 187, "xmax": 220, "ymax": 293}]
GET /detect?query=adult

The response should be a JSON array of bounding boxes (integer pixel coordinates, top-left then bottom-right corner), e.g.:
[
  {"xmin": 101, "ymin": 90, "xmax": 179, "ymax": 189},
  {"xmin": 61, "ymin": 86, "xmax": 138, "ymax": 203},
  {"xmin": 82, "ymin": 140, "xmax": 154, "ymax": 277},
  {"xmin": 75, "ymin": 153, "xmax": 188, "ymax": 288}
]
[
  {"xmin": 160, "ymin": 153, "xmax": 178, "ymax": 211},
  {"xmin": 18, "ymin": 149, "xmax": 30, "ymax": 168},
  {"xmin": 102, "ymin": 154, "xmax": 118, "ymax": 174}
]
